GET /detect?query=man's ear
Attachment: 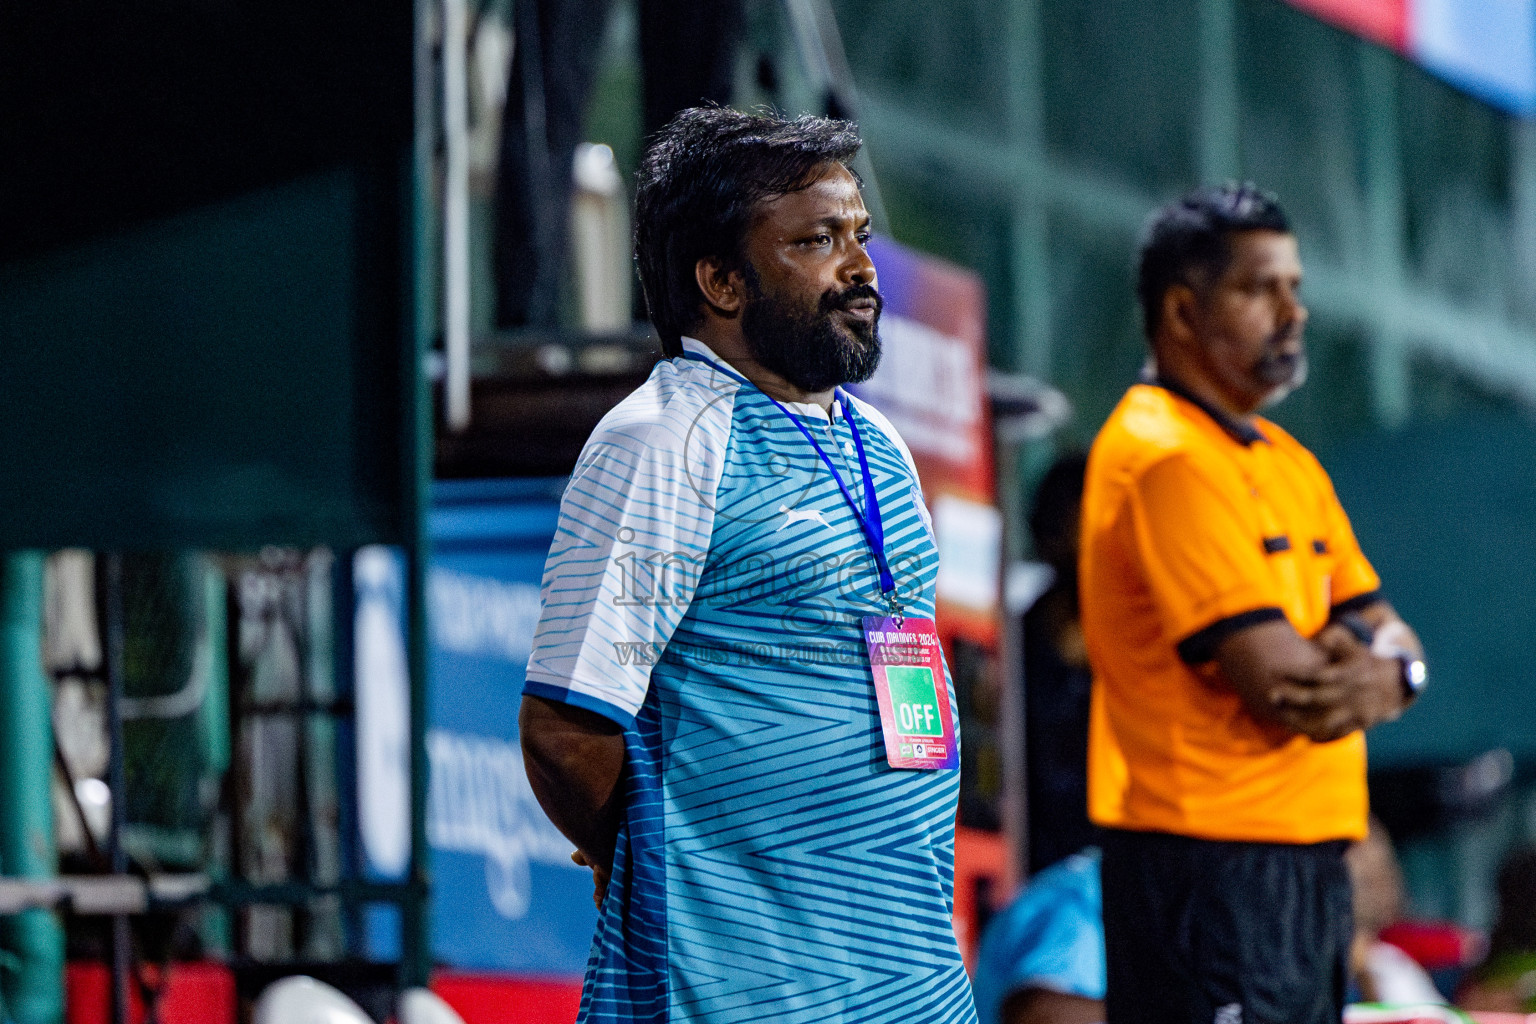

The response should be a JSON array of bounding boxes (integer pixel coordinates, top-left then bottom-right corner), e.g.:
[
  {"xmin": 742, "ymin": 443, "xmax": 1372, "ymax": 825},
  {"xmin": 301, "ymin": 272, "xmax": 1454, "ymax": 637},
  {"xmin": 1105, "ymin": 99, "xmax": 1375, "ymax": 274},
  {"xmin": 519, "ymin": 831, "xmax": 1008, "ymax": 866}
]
[
  {"xmin": 1160, "ymin": 282, "xmax": 1202, "ymax": 348},
  {"xmin": 695, "ymin": 256, "xmax": 745, "ymax": 317}
]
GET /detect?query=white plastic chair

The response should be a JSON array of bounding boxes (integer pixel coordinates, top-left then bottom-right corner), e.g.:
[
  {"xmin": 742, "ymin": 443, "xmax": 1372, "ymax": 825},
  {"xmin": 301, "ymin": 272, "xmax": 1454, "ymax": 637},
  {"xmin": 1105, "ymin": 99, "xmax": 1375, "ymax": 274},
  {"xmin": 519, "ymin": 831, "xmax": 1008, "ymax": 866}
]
[
  {"xmin": 399, "ymin": 988, "xmax": 469, "ymax": 1024},
  {"xmin": 252, "ymin": 976, "xmax": 375, "ymax": 1024}
]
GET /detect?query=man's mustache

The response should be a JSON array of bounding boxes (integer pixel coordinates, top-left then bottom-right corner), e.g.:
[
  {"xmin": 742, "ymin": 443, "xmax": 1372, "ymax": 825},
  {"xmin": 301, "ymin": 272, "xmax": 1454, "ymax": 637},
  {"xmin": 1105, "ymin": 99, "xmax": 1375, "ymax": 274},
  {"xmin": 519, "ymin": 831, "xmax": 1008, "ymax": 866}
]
[
  {"xmin": 1265, "ymin": 321, "xmax": 1303, "ymax": 350},
  {"xmin": 820, "ymin": 283, "xmax": 883, "ymax": 316}
]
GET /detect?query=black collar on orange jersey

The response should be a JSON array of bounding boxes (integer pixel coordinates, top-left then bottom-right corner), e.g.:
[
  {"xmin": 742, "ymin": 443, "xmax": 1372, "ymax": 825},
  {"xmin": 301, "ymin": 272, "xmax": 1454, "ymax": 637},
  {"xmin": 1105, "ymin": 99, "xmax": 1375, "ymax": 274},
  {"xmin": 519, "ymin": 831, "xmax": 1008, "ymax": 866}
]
[{"xmin": 1145, "ymin": 374, "xmax": 1268, "ymax": 447}]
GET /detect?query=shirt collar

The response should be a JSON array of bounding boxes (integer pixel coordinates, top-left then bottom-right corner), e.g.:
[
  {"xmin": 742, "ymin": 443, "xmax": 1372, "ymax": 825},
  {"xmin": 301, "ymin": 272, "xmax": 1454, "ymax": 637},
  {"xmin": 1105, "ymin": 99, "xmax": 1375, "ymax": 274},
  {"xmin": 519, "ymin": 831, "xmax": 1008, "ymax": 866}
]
[
  {"xmin": 678, "ymin": 336, "xmax": 843, "ymax": 423},
  {"xmin": 679, "ymin": 335, "xmax": 714, "ymax": 359},
  {"xmin": 1144, "ymin": 372, "xmax": 1268, "ymax": 446}
]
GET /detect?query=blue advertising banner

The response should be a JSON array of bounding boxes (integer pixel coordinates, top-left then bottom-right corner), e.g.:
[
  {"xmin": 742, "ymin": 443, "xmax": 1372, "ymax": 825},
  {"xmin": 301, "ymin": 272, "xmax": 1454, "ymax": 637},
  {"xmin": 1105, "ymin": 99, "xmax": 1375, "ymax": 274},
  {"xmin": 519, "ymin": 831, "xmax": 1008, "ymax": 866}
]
[{"xmin": 425, "ymin": 478, "xmax": 597, "ymax": 975}]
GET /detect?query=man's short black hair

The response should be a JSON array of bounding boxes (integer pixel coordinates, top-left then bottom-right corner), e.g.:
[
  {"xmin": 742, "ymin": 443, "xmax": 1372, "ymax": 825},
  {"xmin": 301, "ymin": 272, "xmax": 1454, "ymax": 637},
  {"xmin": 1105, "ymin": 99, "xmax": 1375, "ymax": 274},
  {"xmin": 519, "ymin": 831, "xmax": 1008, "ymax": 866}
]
[
  {"xmin": 634, "ymin": 107, "xmax": 863, "ymax": 356},
  {"xmin": 1136, "ymin": 182, "xmax": 1291, "ymax": 342}
]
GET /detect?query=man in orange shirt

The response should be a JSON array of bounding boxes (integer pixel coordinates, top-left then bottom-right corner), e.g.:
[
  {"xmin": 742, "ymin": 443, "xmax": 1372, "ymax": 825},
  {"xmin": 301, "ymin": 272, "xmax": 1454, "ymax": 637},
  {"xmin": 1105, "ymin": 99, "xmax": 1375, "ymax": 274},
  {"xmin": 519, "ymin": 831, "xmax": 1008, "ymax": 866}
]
[{"xmin": 1080, "ymin": 183, "xmax": 1427, "ymax": 1024}]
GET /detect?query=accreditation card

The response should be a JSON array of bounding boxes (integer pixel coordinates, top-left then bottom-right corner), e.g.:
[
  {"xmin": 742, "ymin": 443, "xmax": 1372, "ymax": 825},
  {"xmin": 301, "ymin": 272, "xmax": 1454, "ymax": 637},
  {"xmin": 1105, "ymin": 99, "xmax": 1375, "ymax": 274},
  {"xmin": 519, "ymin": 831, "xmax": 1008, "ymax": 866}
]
[{"xmin": 863, "ymin": 615, "xmax": 958, "ymax": 770}]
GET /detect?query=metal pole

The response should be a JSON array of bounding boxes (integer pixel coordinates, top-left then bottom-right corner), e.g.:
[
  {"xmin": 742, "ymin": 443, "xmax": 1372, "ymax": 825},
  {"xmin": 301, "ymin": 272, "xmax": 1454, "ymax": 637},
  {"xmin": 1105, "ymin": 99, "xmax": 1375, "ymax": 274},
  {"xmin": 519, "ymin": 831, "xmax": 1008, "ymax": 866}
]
[
  {"xmin": 401, "ymin": 546, "xmax": 432, "ymax": 989},
  {"xmin": 332, "ymin": 551, "xmax": 364, "ymax": 954},
  {"xmin": 405, "ymin": 0, "xmax": 438, "ymax": 989},
  {"xmin": 441, "ymin": 0, "xmax": 472, "ymax": 431},
  {"xmin": 1358, "ymin": 41, "xmax": 1410, "ymax": 428},
  {"xmin": 997, "ymin": 0, "xmax": 1049, "ymax": 882},
  {"xmin": 993, "ymin": 445, "xmax": 1028, "ymax": 890},
  {"xmin": 1002, "ymin": 0, "xmax": 1051, "ymax": 382},
  {"xmin": 0, "ymin": 552, "xmax": 64, "ymax": 1024},
  {"xmin": 103, "ymin": 554, "xmax": 130, "ymax": 1024},
  {"xmin": 1196, "ymin": 0, "xmax": 1240, "ymax": 184}
]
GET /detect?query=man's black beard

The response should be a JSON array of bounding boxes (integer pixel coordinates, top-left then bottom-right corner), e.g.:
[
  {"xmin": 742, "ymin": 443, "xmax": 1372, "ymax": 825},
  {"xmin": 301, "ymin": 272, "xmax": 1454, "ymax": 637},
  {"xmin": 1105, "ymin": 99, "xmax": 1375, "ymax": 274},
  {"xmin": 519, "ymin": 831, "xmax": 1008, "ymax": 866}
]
[{"xmin": 740, "ymin": 265, "xmax": 882, "ymax": 394}]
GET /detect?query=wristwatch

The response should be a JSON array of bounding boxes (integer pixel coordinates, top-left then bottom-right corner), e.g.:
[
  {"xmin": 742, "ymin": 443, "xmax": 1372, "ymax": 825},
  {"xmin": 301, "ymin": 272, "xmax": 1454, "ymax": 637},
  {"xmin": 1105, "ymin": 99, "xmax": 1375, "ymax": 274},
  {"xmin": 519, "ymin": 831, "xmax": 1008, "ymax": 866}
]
[{"xmin": 1397, "ymin": 652, "xmax": 1428, "ymax": 701}]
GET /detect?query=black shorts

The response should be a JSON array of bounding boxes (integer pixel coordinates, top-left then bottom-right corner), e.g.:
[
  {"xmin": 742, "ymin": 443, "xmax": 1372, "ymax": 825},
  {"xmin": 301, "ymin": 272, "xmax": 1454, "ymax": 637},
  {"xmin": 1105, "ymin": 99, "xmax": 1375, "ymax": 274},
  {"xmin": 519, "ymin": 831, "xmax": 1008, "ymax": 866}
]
[{"xmin": 1100, "ymin": 828, "xmax": 1352, "ymax": 1024}]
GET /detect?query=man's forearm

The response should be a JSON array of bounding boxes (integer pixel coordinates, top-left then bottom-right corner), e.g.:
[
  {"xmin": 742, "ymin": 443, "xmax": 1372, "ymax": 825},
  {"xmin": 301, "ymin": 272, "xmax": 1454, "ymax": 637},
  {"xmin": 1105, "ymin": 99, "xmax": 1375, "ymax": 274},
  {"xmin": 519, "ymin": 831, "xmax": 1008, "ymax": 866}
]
[
  {"xmin": 1214, "ymin": 616, "xmax": 1404, "ymax": 743},
  {"xmin": 1248, "ymin": 606, "xmax": 1417, "ymax": 742},
  {"xmin": 1214, "ymin": 618, "xmax": 1332, "ymax": 731},
  {"xmin": 519, "ymin": 695, "xmax": 628, "ymax": 869}
]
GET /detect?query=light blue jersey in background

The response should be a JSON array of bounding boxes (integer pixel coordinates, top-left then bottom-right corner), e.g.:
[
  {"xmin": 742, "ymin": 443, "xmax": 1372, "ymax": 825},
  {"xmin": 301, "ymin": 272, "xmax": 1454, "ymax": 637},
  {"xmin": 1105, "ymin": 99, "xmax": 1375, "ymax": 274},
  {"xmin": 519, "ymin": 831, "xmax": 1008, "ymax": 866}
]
[{"xmin": 971, "ymin": 849, "xmax": 1105, "ymax": 1024}]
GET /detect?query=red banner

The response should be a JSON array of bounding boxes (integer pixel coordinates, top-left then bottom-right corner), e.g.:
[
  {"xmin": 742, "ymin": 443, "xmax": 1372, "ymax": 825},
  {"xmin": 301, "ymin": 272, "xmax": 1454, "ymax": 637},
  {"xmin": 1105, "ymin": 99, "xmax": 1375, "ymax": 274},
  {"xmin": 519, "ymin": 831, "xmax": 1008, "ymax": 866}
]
[
  {"xmin": 1287, "ymin": 0, "xmax": 1407, "ymax": 50},
  {"xmin": 854, "ymin": 237, "xmax": 1000, "ymax": 648}
]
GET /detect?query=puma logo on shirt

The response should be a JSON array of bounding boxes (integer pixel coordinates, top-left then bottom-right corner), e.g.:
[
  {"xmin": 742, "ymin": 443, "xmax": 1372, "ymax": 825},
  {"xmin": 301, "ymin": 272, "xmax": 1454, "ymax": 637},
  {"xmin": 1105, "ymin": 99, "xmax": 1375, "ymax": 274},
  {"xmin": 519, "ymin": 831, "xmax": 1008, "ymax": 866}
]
[{"xmin": 777, "ymin": 504, "xmax": 832, "ymax": 531}]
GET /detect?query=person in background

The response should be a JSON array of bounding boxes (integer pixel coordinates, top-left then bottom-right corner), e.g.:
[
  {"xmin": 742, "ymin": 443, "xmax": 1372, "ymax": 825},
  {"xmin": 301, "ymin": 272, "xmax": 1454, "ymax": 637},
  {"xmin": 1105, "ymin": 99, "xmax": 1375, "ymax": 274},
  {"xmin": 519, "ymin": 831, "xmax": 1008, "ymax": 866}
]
[
  {"xmin": 1080, "ymin": 183, "xmax": 1428, "ymax": 1024},
  {"xmin": 1023, "ymin": 453, "xmax": 1096, "ymax": 874},
  {"xmin": 1347, "ymin": 818, "xmax": 1445, "ymax": 1005},
  {"xmin": 495, "ymin": 0, "xmax": 743, "ymax": 328},
  {"xmin": 972, "ymin": 848, "xmax": 1105, "ymax": 1024},
  {"xmin": 1458, "ymin": 846, "xmax": 1536, "ymax": 1012}
]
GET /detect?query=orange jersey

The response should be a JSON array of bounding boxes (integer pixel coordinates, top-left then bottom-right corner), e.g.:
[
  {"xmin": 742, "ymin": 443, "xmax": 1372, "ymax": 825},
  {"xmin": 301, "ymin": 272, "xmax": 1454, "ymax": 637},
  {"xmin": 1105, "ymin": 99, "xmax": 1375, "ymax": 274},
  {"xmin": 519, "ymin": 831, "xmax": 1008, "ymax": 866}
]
[{"xmin": 1081, "ymin": 382, "xmax": 1381, "ymax": 844}]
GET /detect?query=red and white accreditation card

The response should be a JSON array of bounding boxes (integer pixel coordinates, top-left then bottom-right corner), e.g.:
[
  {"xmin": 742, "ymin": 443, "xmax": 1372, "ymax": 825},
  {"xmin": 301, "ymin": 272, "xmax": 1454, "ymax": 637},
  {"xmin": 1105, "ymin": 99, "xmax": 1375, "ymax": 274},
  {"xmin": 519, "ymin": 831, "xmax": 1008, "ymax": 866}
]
[{"xmin": 863, "ymin": 615, "xmax": 959, "ymax": 770}]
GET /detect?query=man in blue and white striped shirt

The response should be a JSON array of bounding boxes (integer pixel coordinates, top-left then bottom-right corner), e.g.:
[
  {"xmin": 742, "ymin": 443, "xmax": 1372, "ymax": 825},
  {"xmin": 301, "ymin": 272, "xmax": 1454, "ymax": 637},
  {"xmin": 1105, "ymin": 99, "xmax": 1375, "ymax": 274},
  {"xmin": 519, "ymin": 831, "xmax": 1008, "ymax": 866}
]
[{"xmin": 521, "ymin": 107, "xmax": 976, "ymax": 1024}]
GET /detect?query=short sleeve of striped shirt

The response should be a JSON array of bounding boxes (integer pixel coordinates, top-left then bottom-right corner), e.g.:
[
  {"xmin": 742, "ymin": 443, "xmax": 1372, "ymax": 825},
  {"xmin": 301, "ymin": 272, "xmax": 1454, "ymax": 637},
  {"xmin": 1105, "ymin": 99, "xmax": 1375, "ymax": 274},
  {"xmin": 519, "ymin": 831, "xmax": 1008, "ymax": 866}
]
[{"xmin": 524, "ymin": 361, "xmax": 733, "ymax": 727}]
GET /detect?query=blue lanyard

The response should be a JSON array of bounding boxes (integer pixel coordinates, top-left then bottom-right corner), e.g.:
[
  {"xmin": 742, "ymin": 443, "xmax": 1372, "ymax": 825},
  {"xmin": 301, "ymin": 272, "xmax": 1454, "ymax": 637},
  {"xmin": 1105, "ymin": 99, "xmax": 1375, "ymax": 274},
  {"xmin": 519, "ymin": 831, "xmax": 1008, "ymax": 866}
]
[{"xmin": 682, "ymin": 351, "xmax": 900, "ymax": 612}]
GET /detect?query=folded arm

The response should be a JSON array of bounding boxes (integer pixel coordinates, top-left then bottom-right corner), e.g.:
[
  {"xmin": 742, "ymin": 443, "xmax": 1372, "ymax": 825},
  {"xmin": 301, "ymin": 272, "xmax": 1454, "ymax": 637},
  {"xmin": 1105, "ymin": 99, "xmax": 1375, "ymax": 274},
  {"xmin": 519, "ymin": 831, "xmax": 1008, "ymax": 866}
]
[{"xmin": 1214, "ymin": 600, "xmax": 1422, "ymax": 744}]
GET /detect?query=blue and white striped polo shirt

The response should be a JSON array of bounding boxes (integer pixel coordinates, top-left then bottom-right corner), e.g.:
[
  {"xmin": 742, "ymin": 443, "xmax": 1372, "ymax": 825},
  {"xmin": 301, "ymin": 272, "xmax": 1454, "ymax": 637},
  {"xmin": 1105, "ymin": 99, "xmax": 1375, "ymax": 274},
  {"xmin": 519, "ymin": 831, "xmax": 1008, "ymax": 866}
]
[{"xmin": 526, "ymin": 336, "xmax": 976, "ymax": 1024}]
